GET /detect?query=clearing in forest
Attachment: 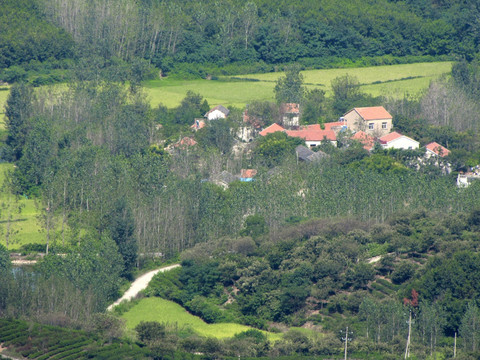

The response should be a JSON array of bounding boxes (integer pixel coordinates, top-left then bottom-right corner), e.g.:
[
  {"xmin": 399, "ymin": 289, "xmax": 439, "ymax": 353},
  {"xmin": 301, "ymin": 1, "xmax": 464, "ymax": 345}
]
[{"xmin": 0, "ymin": 163, "xmax": 44, "ymax": 250}]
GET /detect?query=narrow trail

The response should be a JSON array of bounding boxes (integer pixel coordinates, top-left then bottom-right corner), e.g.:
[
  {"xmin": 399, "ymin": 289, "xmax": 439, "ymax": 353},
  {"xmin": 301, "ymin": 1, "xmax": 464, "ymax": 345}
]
[{"xmin": 107, "ymin": 264, "xmax": 180, "ymax": 311}]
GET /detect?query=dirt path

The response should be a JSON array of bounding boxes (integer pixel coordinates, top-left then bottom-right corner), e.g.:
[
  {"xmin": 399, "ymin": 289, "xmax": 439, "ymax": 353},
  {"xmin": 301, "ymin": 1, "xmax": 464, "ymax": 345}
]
[{"xmin": 107, "ymin": 264, "xmax": 180, "ymax": 311}]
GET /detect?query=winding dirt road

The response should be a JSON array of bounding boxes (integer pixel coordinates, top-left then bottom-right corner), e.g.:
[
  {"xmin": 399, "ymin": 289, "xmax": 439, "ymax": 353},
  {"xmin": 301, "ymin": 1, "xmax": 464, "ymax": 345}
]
[{"xmin": 107, "ymin": 264, "xmax": 180, "ymax": 311}]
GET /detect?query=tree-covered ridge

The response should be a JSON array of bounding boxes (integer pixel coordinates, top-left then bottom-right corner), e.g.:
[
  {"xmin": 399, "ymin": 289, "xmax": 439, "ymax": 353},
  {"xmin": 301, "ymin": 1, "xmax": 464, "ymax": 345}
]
[
  {"xmin": 138, "ymin": 209, "xmax": 480, "ymax": 358},
  {"xmin": 0, "ymin": 0, "xmax": 74, "ymax": 69},
  {"xmin": 1, "ymin": 0, "xmax": 478, "ymax": 75}
]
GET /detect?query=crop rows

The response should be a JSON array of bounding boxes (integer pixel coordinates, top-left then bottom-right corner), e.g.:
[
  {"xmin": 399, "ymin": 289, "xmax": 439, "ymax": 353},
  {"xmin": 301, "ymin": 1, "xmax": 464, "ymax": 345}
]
[{"xmin": 0, "ymin": 319, "xmax": 148, "ymax": 359}]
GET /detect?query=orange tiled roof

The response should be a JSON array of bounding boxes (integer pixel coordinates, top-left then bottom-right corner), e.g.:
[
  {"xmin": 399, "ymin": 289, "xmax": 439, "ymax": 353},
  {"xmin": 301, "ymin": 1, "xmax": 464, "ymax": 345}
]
[
  {"xmin": 379, "ymin": 131, "xmax": 403, "ymax": 143},
  {"xmin": 324, "ymin": 121, "xmax": 345, "ymax": 131},
  {"xmin": 241, "ymin": 169, "xmax": 257, "ymax": 178},
  {"xmin": 191, "ymin": 119, "xmax": 206, "ymax": 130},
  {"xmin": 175, "ymin": 137, "xmax": 197, "ymax": 147},
  {"xmin": 281, "ymin": 103, "xmax": 300, "ymax": 113},
  {"xmin": 351, "ymin": 131, "xmax": 375, "ymax": 151},
  {"xmin": 426, "ymin": 142, "xmax": 450, "ymax": 157},
  {"xmin": 350, "ymin": 106, "xmax": 392, "ymax": 120},
  {"xmin": 259, "ymin": 123, "xmax": 285, "ymax": 136},
  {"xmin": 286, "ymin": 125, "xmax": 336, "ymax": 141}
]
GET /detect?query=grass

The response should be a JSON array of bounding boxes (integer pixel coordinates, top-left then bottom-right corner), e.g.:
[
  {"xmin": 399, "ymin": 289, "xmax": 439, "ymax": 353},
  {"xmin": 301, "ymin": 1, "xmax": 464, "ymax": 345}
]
[
  {"xmin": 0, "ymin": 86, "xmax": 9, "ymax": 131},
  {"xmin": 121, "ymin": 297, "xmax": 282, "ymax": 341},
  {"xmin": 0, "ymin": 163, "xmax": 44, "ymax": 251},
  {"xmin": 143, "ymin": 62, "xmax": 452, "ymax": 109}
]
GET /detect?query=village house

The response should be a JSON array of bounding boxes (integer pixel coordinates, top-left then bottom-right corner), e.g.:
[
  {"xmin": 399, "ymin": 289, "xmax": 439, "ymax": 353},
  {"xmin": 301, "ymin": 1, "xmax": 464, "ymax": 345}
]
[
  {"xmin": 240, "ymin": 169, "xmax": 257, "ymax": 182},
  {"xmin": 205, "ymin": 105, "xmax": 230, "ymax": 120},
  {"xmin": 236, "ymin": 108, "xmax": 261, "ymax": 142},
  {"xmin": 295, "ymin": 145, "xmax": 328, "ymax": 162},
  {"xmin": 286, "ymin": 125, "xmax": 337, "ymax": 148},
  {"xmin": 457, "ymin": 172, "xmax": 480, "ymax": 187},
  {"xmin": 209, "ymin": 170, "xmax": 238, "ymax": 189},
  {"xmin": 351, "ymin": 131, "xmax": 376, "ymax": 151},
  {"xmin": 258, "ymin": 123, "xmax": 337, "ymax": 147},
  {"xmin": 259, "ymin": 123, "xmax": 285, "ymax": 136},
  {"xmin": 379, "ymin": 131, "xmax": 419, "ymax": 150},
  {"xmin": 324, "ymin": 121, "xmax": 347, "ymax": 134},
  {"xmin": 280, "ymin": 103, "xmax": 300, "ymax": 127},
  {"xmin": 343, "ymin": 106, "xmax": 393, "ymax": 135},
  {"xmin": 425, "ymin": 142, "xmax": 450, "ymax": 158},
  {"xmin": 191, "ymin": 118, "xmax": 206, "ymax": 131}
]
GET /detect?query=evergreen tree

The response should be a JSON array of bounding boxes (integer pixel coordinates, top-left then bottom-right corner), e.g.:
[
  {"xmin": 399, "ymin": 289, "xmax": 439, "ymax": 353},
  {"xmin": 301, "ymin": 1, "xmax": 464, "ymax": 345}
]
[
  {"xmin": 107, "ymin": 199, "xmax": 138, "ymax": 280},
  {"xmin": 5, "ymin": 82, "xmax": 34, "ymax": 160}
]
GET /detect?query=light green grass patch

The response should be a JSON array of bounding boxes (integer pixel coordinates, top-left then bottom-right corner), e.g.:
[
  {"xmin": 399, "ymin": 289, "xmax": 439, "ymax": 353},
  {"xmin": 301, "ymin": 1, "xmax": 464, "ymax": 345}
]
[
  {"xmin": 0, "ymin": 86, "xmax": 10, "ymax": 130},
  {"xmin": 144, "ymin": 78, "xmax": 274, "ymax": 109},
  {"xmin": 143, "ymin": 62, "xmax": 451, "ymax": 109},
  {"xmin": 122, "ymin": 297, "xmax": 282, "ymax": 341},
  {"xmin": 0, "ymin": 163, "xmax": 44, "ymax": 250}
]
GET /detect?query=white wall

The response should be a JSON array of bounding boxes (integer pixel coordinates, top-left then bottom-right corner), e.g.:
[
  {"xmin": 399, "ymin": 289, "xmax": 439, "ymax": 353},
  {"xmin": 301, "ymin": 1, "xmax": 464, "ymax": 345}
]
[{"xmin": 382, "ymin": 137, "xmax": 419, "ymax": 150}]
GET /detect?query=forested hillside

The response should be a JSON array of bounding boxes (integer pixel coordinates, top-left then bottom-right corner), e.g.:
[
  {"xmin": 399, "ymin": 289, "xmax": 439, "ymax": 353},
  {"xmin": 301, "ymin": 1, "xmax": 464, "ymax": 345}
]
[{"xmin": 1, "ymin": 0, "xmax": 480, "ymax": 78}]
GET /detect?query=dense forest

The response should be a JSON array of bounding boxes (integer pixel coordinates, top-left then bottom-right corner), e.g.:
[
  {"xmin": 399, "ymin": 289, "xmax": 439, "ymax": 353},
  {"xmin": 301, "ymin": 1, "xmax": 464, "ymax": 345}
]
[
  {"xmin": 1, "ymin": 0, "xmax": 480, "ymax": 80},
  {"xmin": 2, "ymin": 0, "xmax": 480, "ymax": 359}
]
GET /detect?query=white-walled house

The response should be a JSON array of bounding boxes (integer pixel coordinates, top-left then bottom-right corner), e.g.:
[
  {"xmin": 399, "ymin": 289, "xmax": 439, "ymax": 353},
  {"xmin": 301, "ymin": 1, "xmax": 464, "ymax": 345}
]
[
  {"xmin": 280, "ymin": 103, "xmax": 300, "ymax": 127},
  {"xmin": 379, "ymin": 132, "xmax": 419, "ymax": 150},
  {"xmin": 205, "ymin": 105, "xmax": 230, "ymax": 120}
]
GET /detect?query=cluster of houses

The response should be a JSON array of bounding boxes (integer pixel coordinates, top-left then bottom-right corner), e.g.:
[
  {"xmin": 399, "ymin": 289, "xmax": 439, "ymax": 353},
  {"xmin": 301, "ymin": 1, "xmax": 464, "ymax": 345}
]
[
  {"xmin": 169, "ymin": 102, "xmax": 480, "ymax": 187},
  {"xmin": 253, "ymin": 104, "xmax": 451, "ymax": 157}
]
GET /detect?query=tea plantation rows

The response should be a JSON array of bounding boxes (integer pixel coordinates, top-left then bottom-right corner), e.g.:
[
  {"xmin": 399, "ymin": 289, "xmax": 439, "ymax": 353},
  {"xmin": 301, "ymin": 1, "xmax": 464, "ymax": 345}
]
[{"xmin": 0, "ymin": 319, "xmax": 148, "ymax": 359}]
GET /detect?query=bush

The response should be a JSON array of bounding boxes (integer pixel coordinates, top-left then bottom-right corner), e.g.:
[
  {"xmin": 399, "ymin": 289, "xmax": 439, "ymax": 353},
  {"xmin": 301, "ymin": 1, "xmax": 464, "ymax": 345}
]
[
  {"xmin": 185, "ymin": 296, "xmax": 223, "ymax": 323},
  {"xmin": 391, "ymin": 261, "xmax": 415, "ymax": 284}
]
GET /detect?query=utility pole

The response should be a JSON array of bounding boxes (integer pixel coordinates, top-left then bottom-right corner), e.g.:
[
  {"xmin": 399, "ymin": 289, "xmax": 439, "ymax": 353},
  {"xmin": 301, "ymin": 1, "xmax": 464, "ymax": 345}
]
[
  {"xmin": 454, "ymin": 332, "xmax": 457, "ymax": 358},
  {"xmin": 405, "ymin": 310, "xmax": 412, "ymax": 359},
  {"xmin": 341, "ymin": 326, "xmax": 353, "ymax": 360}
]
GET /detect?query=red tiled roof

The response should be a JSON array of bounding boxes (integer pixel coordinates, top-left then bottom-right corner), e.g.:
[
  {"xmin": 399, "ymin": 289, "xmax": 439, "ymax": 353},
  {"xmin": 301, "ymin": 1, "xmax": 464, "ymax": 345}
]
[
  {"xmin": 241, "ymin": 169, "xmax": 257, "ymax": 178},
  {"xmin": 379, "ymin": 131, "xmax": 403, "ymax": 144},
  {"xmin": 286, "ymin": 125, "xmax": 336, "ymax": 142},
  {"xmin": 191, "ymin": 119, "xmax": 206, "ymax": 130},
  {"xmin": 324, "ymin": 121, "xmax": 345, "ymax": 131},
  {"xmin": 281, "ymin": 103, "xmax": 300, "ymax": 113},
  {"xmin": 259, "ymin": 123, "xmax": 285, "ymax": 136},
  {"xmin": 349, "ymin": 106, "xmax": 392, "ymax": 120},
  {"xmin": 425, "ymin": 142, "xmax": 450, "ymax": 157},
  {"xmin": 175, "ymin": 137, "xmax": 197, "ymax": 147},
  {"xmin": 351, "ymin": 131, "xmax": 375, "ymax": 151}
]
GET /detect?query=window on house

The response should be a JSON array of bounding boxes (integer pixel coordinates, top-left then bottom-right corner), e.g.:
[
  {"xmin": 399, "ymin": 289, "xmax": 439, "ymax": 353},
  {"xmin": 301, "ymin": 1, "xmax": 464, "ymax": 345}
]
[
  {"xmin": 382, "ymin": 122, "xmax": 387, "ymax": 129},
  {"xmin": 369, "ymin": 123, "xmax": 374, "ymax": 130}
]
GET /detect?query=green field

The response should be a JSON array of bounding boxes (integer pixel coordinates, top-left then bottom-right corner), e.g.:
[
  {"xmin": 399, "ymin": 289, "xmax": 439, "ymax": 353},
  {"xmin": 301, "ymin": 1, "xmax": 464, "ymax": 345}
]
[
  {"xmin": 143, "ymin": 62, "xmax": 452, "ymax": 109},
  {"xmin": 122, "ymin": 297, "xmax": 282, "ymax": 341},
  {"xmin": 0, "ymin": 163, "xmax": 44, "ymax": 250}
]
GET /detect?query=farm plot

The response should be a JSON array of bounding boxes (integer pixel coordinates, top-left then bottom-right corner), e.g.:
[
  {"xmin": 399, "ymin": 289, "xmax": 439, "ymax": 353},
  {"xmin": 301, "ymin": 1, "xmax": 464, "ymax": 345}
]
[
  {"xmin": 122, "ymin": 297, "xmax": 282, "ymax": 341},
  {"xmin": 143, "ymin": 62, "xmax": 452, "ymax": 109}
]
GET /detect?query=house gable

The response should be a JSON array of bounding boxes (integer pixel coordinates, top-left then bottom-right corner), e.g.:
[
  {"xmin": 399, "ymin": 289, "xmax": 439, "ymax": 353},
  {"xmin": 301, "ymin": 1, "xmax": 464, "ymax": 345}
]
[{"xmin": 343, "ymin": 106, "xmax": 392, "ymax": 135}]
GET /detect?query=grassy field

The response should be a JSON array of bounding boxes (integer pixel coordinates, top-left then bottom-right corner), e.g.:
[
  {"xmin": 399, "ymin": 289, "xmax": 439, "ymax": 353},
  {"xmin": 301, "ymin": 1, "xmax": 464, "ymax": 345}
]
[
  {"xmin": 143, "ymin": 62, "xmax": 452, "ymax": 109},
  {"xmin": 122, "ymin": 297, "xmax": 282, "ymax": 341},
  {"xmin": 0, "ymin": 163, "xmax": 44, "ymax": 250}
]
